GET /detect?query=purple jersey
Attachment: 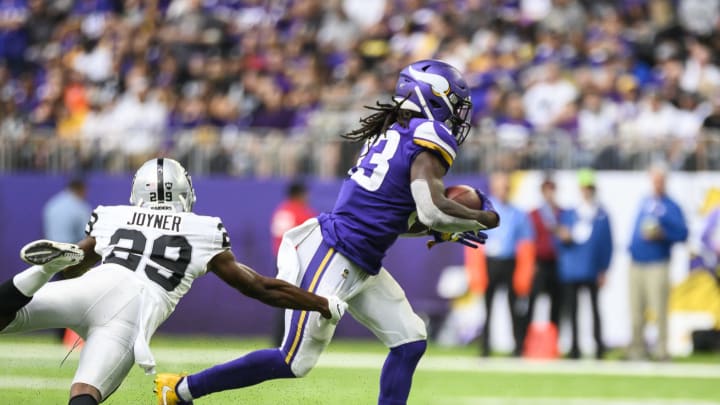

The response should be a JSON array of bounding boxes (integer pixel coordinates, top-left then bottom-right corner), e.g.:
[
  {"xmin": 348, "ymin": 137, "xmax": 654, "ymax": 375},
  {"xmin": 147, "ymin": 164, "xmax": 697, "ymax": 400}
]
[{"xmin": 318, "ymin": 118, "xmax": 458, "ymax": 275}]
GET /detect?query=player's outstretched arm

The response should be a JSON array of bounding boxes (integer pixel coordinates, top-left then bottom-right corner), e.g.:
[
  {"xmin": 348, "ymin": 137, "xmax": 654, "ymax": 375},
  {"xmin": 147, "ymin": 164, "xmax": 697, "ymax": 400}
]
[
  {"xmin": 410, "ymin": 151, "xmax": 499, "ymax": 232},
  {"xmin": 61, "ymin": 237, "xmax": 101, "ymax": 279},
  {"xmin": 209, "ymin": 250, "xmax": 339, "ymax": 320}
]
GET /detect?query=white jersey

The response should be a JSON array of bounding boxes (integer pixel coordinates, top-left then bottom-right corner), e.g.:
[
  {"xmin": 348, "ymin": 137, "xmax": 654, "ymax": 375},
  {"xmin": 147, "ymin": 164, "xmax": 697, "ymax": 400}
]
[{"xmin": 86, "ymin": 205, "xmax": 230, "ymax": 312}]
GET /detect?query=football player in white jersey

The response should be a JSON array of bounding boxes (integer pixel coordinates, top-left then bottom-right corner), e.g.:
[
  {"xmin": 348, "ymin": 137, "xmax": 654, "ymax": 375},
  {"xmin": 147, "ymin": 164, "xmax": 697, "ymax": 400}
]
[{"xmin": 0, "ymin": 158, "xmax": 345, "ymax": 405}]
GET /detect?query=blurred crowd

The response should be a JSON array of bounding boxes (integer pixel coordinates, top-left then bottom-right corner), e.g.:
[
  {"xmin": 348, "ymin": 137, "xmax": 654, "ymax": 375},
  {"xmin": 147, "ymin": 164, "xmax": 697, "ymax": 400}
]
[{"xmin": 2, "ymin": 0, "xmax": 720, "ymax": 175}]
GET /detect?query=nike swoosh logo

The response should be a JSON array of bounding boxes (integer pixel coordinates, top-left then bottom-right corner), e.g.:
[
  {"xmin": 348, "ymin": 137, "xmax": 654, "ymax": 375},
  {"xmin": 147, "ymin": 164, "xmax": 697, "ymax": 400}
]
[{"xmin": 162, "ymin": 386, "xmax": 172, "ymax": 405}]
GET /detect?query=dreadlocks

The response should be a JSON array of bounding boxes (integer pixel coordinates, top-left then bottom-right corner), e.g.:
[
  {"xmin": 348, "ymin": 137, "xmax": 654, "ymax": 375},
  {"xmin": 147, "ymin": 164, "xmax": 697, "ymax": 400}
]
[{"xmin": 342, "ymin": 95, "xmax": 421, "ymax": 144}]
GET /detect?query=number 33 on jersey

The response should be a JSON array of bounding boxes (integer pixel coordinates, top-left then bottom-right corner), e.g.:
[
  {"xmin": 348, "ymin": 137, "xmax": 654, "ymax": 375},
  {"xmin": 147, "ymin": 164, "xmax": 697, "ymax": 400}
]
[
  {"xmin": 85, "ymin": 205, "xmax": 231, "ymax": 308},
  {"xmin": 350, "ymin": 120, "xmax": 457, "ymax": 191},
  {"xmin": 320, "ymin": 119, "xmax": 458, "ymax": 274}
]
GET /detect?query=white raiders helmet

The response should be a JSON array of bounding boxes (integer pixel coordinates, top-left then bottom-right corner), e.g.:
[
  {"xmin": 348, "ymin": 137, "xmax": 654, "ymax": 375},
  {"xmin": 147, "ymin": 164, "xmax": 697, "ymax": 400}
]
[{"xmin": 130, "ymin": 158, "xmax": 196, "ymax": 212}]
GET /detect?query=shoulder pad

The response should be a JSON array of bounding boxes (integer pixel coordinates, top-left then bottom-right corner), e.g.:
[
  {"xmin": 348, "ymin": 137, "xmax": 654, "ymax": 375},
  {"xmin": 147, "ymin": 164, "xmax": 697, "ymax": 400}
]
[{"xmin": 412, "ymin": 121, "xmax": 458, "ymax": 167}]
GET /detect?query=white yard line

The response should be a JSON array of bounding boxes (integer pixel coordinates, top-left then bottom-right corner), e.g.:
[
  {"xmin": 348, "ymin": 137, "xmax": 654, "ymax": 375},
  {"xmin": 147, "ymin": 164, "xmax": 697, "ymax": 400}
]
[
  {"xmin": 1, "ymin": 342, "xmax": 719, "ymax": 379},
  {"xmin": 0, "ymin": 378, "xmax": 716, "ymax": 405},
  {"xmin": 453, "ymin": 397, "xmax": 720, "ymax": 405},
  {"xmin": 0, "ymin": 377, "xmax": 716, "ymax": 405},
  {"xmin": 413, "ymin": 356, "xmax": 720, "ymax": 379},
  {"xmin": 0, "ymin": 376, "xmax": 68, "ymax": 390}
]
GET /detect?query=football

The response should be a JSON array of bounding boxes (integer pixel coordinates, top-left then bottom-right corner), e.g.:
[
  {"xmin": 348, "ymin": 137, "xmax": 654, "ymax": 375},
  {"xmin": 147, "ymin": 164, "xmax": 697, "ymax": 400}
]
[{"xmin": 445, "ymin": 185, "xmax": 482, "ymax": 210}]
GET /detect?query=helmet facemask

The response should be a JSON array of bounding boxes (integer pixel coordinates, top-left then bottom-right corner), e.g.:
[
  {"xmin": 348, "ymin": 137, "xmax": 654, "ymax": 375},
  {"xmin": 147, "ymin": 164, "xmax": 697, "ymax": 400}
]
[
  {"xmin": 447, "ymin": 96, "xmax": 472, "ymax": 145},
  {"xmin": 177, "ymin": 172, "xmax": 196, "ymax": 212}
]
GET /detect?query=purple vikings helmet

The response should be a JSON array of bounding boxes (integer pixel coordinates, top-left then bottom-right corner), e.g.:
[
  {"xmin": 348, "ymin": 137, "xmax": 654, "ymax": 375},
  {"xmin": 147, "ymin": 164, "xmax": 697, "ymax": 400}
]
[{"xmin": 394, "ymin": 59, "xmax": 473, "ymax": 144}]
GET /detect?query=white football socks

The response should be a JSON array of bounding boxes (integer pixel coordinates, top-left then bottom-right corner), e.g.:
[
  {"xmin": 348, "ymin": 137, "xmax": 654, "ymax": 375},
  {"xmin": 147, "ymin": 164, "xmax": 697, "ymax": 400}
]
[
  {"xmin": 176, "ymin": 377, "xmax": 193, "ymax": 402},
  {"xmin": 12, "ymin": 265, "xmax": 56, "ymax": 297}
]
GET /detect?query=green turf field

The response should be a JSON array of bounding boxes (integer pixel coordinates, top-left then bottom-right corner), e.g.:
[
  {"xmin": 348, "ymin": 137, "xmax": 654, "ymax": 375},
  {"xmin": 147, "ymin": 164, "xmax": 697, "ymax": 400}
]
[{"xmin": 1, "ymin": 334, "xmax": 719, "ymax": 404}]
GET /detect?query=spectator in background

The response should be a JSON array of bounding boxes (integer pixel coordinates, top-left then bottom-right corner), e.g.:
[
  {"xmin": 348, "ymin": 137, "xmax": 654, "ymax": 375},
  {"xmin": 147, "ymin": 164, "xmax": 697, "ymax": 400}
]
[
  {"xmin": 555, "ymin": 169, "xmax": 612, "ymax": 359},
  {"xmin": 629, "ymin": 88, "xmax": 677, "ymax": 140},
  {"xmin": 270, "ymin": 181, "xmax": 316, "ymax": 256},
  {"xmin": 465, "ymin": 172, "xmax": 535, "ymax": 356},
  {"xmin": 495, "ymin": 91, "xmax": 534, "ymax": 150},
  {"xmin": 701, "ymin": 94, "xmax": 720, "ymax": 133},
  {"xmin": 110, "ymin": 74, "xmax": 169, "ymax": 166},
  {"xmin": 670, "ymin": 91, "xmax": 708, "ymax": 169},
  {"xmin": 523, "ymin": 61, "xmax": 578, "ymax": 131},
  {"xmin": 269, "ymin": 180, "xmax": 316, "ymax": 346},
  {"xmin": 493, "ymin": 91, "xmax": 534, "ymax": 169},
  {"xmin": 614, "ymin": 75, "xmax": 642, "ymax": 124},
  {"xmin": 672, "ymin": 92, "xmax": 706, "ymax": 142},
  {"xmin": 72, "ymin": 36, "xmax": 113, "ymax": 84},
  {"xmin": 540, "ymin": 0, "xmax": 586, "ymax": 35},
  {"xmin": 684, "ymin": 94, "xmax": 720, "ymax": 170},
  {"xmin": 678, "ymin": 0, "xmax": 720, "ymax": 36},
  {"xmin": 626, "ymin": 164, "xmax": 689, "ymax": 361},
  {"xmin": 679, "ymin": 38, "xmax": 720, "ymax": 98},
  {"xmin": 43, "ymin": 177, "xmax": 91, "ymax": 244},
  {"xmin": 577, "ymin": 88, "xmax": 619, "ymax": 168},
  {"xmin": 527, "ymin": 175, "xmax": 562, "ymax": 330},
  {"xmin": 0, "ymin": 0, "xmax": 29, "ymax": 74}
]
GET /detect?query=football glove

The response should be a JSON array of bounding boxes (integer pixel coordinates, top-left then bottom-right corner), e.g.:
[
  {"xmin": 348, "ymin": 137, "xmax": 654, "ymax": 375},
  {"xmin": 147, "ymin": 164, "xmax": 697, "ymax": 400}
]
[
  {"xmin": 426, "ymin": 230, "xmax": 488, "ymax": 249},
  {"xmin": 475, "ymin": 188, "xmax": 495, "ymax": 212},
  {"xmin": 325, "ymin": 295, "xmax": 347, "ymax": 325}
]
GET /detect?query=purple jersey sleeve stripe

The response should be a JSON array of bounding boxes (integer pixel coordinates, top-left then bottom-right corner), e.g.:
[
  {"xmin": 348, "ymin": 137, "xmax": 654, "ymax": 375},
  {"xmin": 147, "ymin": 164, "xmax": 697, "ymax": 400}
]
[
  {"xmin": 413, "ymin": 139, "xmax": 454, "ymax": 166},
  {"xmin": 283, "ymin": 247, "xmax": 336, "ymax": 364}
]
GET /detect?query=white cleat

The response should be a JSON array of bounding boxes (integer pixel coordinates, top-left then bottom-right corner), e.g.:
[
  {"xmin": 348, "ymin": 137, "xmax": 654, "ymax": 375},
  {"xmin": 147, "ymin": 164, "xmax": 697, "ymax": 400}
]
[{"xmin": 20, "ymin": 240, "xmax": 84, "ymax": 270}]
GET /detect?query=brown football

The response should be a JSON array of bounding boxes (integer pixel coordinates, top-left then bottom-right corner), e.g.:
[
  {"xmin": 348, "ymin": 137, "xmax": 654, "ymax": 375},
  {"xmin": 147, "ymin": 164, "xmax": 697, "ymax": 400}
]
[{"xmin": 445, "ymin": 185, "xmax": 482, "ymax": 210}]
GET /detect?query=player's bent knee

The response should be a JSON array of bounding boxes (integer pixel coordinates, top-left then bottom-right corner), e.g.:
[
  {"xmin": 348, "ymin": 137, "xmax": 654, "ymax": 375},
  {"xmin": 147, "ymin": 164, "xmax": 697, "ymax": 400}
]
[
  {"xmin": 289, "ymin": 360, "xmax": 315, "ymax": 378},
  {"xmin": 68, "ymin": 394, "xmax": 98, "ymax": 405},
  {"xmin": 414, "ymin": 315, "xmax": 429, "ymax": 341},
  {"xmin": 284, "ymin": 332, "xmax": 330, "ymax": 377},
  {"xmin": 70, "ymin": 383, "xmax": 101, "ymax": 404},
  {"xmin": 288, "ymin": 349, "xmax": 323, "ymax": 378},
  {"xmin": 390, "ymin": 340, "xmax": 427, "ymax": 361}
]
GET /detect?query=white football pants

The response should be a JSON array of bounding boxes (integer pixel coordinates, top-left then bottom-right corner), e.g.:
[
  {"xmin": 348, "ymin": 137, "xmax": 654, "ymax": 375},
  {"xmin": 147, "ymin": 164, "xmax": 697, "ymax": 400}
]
[
  {"xmin": 276, "ymin": 218, "xmax": 427, "ymax": 377},
  {"xmin": 2, "ymin": 266, "xmax": 147, "ymax": 401}
]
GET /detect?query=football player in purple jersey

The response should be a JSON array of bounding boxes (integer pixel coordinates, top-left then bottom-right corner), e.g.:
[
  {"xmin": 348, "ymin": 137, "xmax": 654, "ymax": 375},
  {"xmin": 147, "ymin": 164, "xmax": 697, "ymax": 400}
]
[{"xmin": 156, "ymin": 60, "xmax": 500, "ymax": 405}]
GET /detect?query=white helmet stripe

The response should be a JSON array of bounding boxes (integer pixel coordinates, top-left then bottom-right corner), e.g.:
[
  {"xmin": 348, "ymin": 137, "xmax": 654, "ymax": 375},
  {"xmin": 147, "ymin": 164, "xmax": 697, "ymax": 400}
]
[
  {"xmin": 408, "ymin": 65, "xmax": 450, "ymax": 95},
  {"xmin": 439, "ymin": 92, "xmax": 455, "ymax": 115},
  {"xmin": 414, "ymin": 86, "xmax": 435, "ymax": 121},
  {"xmin": 393, "ymin": 96, "xmax": 422, "ymax": 113}
]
